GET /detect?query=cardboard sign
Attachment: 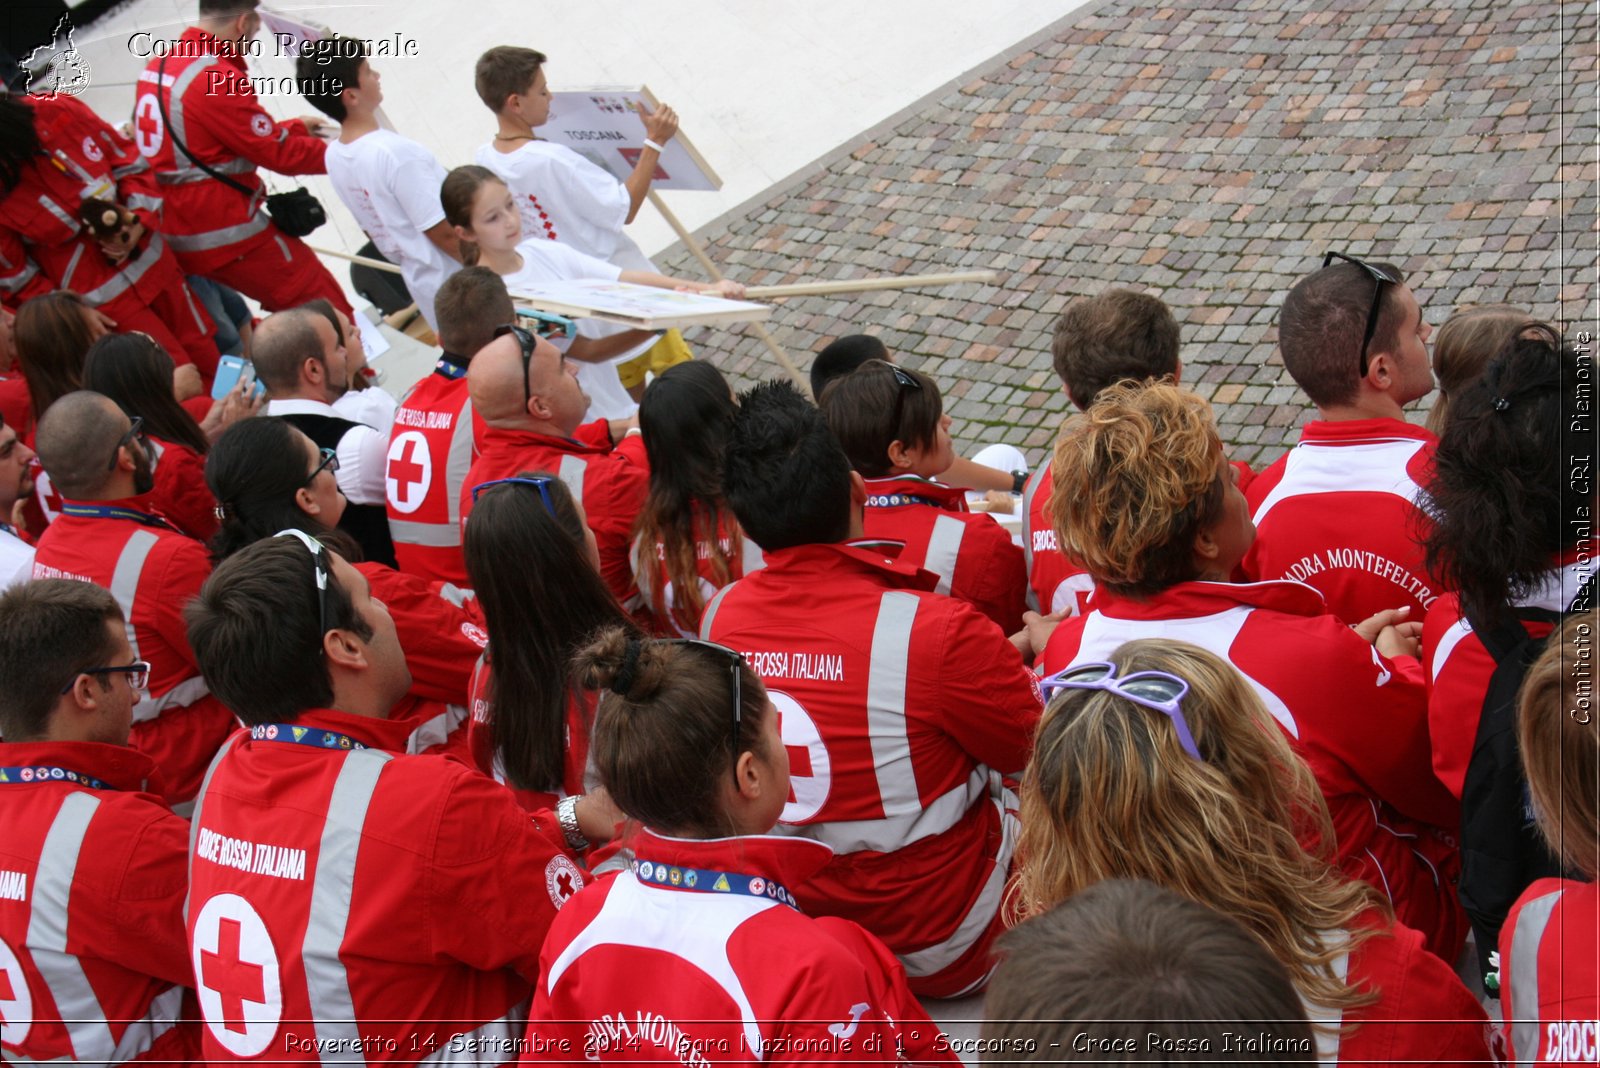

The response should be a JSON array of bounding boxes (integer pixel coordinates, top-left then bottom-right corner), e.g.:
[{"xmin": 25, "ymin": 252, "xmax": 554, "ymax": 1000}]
[
  {"xmin": 508, "ymin": 280, "xmax": 767, "ymax": 330},
  {"xmin": 545, "ymin": 86, "xmax": 721, "ymax": 192}
]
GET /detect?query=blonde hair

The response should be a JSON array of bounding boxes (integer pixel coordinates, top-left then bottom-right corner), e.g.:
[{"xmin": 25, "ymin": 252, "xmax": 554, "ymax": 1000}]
[
  {"xmin": 1426, "ymin": 304, "xmax": 1530, "ymax": 435},
  {"xmin": 1015, "ymin": 639, "xmax": 1381, "ymax": 1016},
  {"xmin": 1050, "ymin": 380, "xmax": 1222, "ymax": 598},
  {"xmin": 1519, "ymin": 607, "xmax": 1600, "ymax": 878}
]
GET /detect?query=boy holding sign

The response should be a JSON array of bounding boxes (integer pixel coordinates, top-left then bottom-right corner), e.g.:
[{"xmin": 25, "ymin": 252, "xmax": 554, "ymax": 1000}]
[{"xmin": 473, "ymin": 46, "xmax": 691, "ymax": 402}]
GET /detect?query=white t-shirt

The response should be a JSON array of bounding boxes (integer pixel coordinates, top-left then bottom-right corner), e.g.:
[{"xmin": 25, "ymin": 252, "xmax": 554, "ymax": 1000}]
[
  {"xmin": 498, "ymin": 239, "xmax": 644, "ymax": 420},
  {"xmin": 0, "ymin": 528, "xmax": 33, "ymax": 589},
  {"xmin": 326, "ymin": 131, "xmax": 457, "ymax": 332},
  {"xmin": 474, "ymin": 140, "xmax": 655, "ymax": 272}
]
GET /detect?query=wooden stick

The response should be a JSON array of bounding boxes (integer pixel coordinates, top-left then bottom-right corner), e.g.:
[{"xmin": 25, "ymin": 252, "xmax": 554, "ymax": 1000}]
[
  {"xmin": 308, "ymin": 245, "xmax": 404, "ymax": 274},
  {"xmin": 648, "ymin": 190, "xmax": 810, "ymax": 393},
  {"xmin": 746, "ymin": 271, "xmax": 996, "ymax": 299}
]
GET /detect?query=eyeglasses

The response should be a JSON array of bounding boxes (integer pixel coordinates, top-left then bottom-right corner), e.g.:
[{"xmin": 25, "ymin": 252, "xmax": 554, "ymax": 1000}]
[
  {"xmin": 470, "ymin": 475, "xmax": 558, "ymax": 516},
  {"xmin": 1039, "ymin": 661, "xmax": 1202, "ymax": 760},
  {"xmin": 659, "ymin": 638, "xmax": 746, "ymax": 782},
  {"xmin": 275, "ymin": 528, "xmax": 333, "ymax": 648},
  {"xmin": 302, "ymin": 447, "xmax": 339, "ymax": 488},
  {"xmin": 108, "ymin": 416, "xmax": 144, "ymax": 471},
  {"xmin": 888, "ymin": 364, "xmax": 921, "ymax": 439},
  {"xmin": 1322, "ymin": 251, "xmax": 1398, "ymax": 379},
  {"xmin": 59, "ymin": 660, "xmax": 152, "ymax": 694}
]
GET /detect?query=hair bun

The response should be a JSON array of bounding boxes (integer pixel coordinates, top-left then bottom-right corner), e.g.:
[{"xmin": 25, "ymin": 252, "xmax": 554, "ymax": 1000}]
[{"xmin": 611, "ymin": 639, "xmax": 643, "ymax": 697}]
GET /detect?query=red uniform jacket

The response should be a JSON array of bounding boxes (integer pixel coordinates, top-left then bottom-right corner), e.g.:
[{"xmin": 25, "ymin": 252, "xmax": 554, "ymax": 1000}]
[
  {"xmin": 30, "ymin": 496, "xmax": 235, "ymax": 804},
  {"xmin": 861, "ymin": 475, "xmax": 1027, "ymax": 633},
  {"xmin": 1314, "ymin": 912, "xmax": 1491, "ymax": 1066},
  {"xmin": 524, "ymin": 830, "xmax": 960, "ymax": 1066},
  {"xmin": 466, "ymin": 655, "xmax": 592, "ymax": 814},
  {"xmin": 1501, "ymin": 879, "xmax": 1600, "ymax": 1067},
  {"xmin": 1243, "ymin": 418, "xmax": 1439, "ymax": 625},
  {"xmin": 702, "ymin": 540, "xmax": 1042, "ymax": 998},
  {"xmin": 632, "ymin": 507, "xmax": 764, "ymax": 638},
  {"xmin": 0, "ymin": 95, "xmax": 217, "ymax": 372},
  {"xmin": 358, "ymin": 561, "xmax": 485, "ymax": 707},
  {"xmin": 0, "ymin": 741, "xmax": 199, "ymax": 1063},
  {"xmin": 149, "ymin": 435, "xmax": 218, "ymax": 542},
  {"xmin": 134, "ymin": 27, "xmax": 327, "ymax": 273},
  {"xmin": 1422, "ymin": 549, "xmax": 1593, "ymax": 798},
  {"xmin": 1040, "ymin": 579, "xmax": 1467, "ymax": 959},
  {"xmin": 386, "ymin": 360, "xmax": 479, "ymax": 586},
  {"xmin": 1019, "ymin": 460, "xmax": 1093, "ymax": 617},
  {"xmin": 461, "ymin": 421, "xmax": 649, "ymax": 609},
  {"xmin": 186, "ymin": 708, "xmax": 584, "ymax": 1063}
]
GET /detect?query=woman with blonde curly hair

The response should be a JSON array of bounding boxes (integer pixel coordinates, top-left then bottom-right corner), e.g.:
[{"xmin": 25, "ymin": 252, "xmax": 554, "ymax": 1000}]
[
  {"xmin": 1017, "ymin": 638, "xmax": 1489, "ymax": 1065},
  {"xmin": 1038, "ymin": 380, "xmax": 1466, "ymax": 959}
]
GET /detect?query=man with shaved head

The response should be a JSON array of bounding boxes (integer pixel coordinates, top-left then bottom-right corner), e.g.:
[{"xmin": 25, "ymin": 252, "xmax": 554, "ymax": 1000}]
[
  {"xmin": 30, "ymin": 391, "xmax": 234, "ymax": 805},
  {"xmin": 460, "ymin": 326, "xmax": 649, "ymax": 607},
  {"xmin": 255, "ymin": 304, "xmax": 396, "ymax": 566}
]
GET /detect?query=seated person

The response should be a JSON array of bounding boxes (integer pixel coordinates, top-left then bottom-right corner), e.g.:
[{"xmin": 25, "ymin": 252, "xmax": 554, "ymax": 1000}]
[
  {"xmin": 30, "ymin": 391, "xmax": 234, "ymax": 804},
  {"xmin": 525, "ymin": 629, "xmax": 957, "ymax": 1065},
  {"xmin": 984, "ymin": 879, "xmax": 1312, "ymax": 1064},
  {"xmin": 820, "ymin": 360, "xmax": 1027, "ymax": 632},
  {"xmin": 1425, "ymin": 303, "xmax": 1528, "ymax": 435},
  {"xmin": 1018, "ymin": 639, "xmax": 1491, "ymax": 1065},
  {"xmin": 705, "ymin": 380, "xmax": 1044, "ymax": 998},
  {"xmin": 461, "ymin": 325, "xmax": 648, "ymax": 609},
  {"xmin": 632, "ymin": 361, "xmax": 763, "ymax": 637},
  {"xmin": 0, "ymin": 579, "xmax": 198, "ymax": 1064},
  {"xmin": 183, "ymin": 533, "xmax": 583, "ymax": 1062},
  {"xmin": 463, "ymin": 472, "xmax": 632, "ymax": 847},
  {"xmin": 1039, "ymin": 381, "xmax": 1465, "ymax": 958},
  {"xmin": 0, "ymin": 409, "xmax": 35, "ymax": 587},
  {"xmin": 206, "ymin": 416, "xmax": 486, "ymax": 715},
  {"xmin": 1500, "ymin": 609, "xmax": 1599, "ymax": 1065}
]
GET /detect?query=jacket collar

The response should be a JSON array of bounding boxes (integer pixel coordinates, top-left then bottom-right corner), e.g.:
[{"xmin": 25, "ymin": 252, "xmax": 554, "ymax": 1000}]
[
  {"xmin": 862, "ymin": 474, "xmax": 968, "ymax": 511},
  {"xmin": 1299, "ymin": 417, "xmax": 1436, "ymax": 446},
  {"xmin": 0, "ymin": 739, "xmax": 167, "ymax": 796},
  {"xmin": 479, "ymin": 423, "xmax": 607, "ymax": 455},
  {"xmin": 1094, "ymin": 578, "xmax": 1329, "ymax": 620},
  {"xmin": 255, "ymin": 706, "xmax": 415, "ymax": 754},
  {"xmin": 757, "ymin": 539, "xmax": 937, "ymax": 592},
  {"xmin": 632, "ymin": 827, "xmax": 834, "ymax": 890}
]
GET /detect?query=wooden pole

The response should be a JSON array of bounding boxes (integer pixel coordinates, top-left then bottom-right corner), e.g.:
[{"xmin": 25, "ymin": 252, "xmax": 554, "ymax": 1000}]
[
  {"xmin": 746, "ymin": 271, "xmax": 996, "ymax": 300},
  {"xmin": 308, "ymin": 245, "xmax": 405, "ymax": 274},
  {"xmin": 647, "ymin": 190, "xmax": 810, "ymax": 393}
]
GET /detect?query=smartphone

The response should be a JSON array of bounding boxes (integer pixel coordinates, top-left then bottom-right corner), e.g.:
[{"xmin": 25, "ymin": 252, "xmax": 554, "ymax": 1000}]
[
  {"xmin": 515, "ymin": 307, "xmax": 576, "ymax": 339},
  {"xmin": 211, "ymin": 354, "xmax": 264, "ymax": 401}
]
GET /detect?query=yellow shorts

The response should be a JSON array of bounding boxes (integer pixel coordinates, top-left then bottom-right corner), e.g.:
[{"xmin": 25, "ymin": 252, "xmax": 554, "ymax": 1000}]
[{"xmin": 617, "ymin": 329, "xmax": 694, "ymax": 389}]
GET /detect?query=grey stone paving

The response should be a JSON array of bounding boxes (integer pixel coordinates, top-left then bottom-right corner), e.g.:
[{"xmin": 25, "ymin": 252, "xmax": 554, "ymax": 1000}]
[{"xmin": 657, "ymin": 0, "xmax": 1598, "ymax": 468}]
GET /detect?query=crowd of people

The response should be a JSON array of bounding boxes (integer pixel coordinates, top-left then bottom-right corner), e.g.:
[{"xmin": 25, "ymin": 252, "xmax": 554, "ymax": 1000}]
[{"xmin": 0, "ymin": 0, "xmax": 1595, "ymax": 1064}]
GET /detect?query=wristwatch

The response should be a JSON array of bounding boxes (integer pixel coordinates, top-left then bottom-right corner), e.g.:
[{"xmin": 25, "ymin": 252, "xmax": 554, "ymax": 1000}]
[
  {"xmin": 1010, "ymin": 470, "xmax": 1028, "ymax": 495},
  {"xmin": 556, "ymin": 795, "xmax": 590, "ymax": 851}
]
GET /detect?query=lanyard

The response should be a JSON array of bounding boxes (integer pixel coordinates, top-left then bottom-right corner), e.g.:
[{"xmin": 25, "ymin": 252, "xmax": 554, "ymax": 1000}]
[
  {"xmin": 433, "ymin": 358, "xmax": 468, "ymax": 380},
  {"xmin": 631, "ymin": 857, "xmax": 799, "ymax": 911},
  {"xmin": 0, "ymin": 765, "xmax": 112, "ymax": 789},
  {"xmin": 59, "ymin": 503, "xmax": 175, "ymax": 532},
  {"xmin": 865, "ymin": 493, "xmax": 943, "ymax": 509},
  {"xmin": 249, "ymin": 723, "xmax": 371, "ymax": 751}
]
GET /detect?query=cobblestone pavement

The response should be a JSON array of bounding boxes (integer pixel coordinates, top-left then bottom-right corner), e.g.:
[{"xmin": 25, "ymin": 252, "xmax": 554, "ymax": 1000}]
[{"xmin": 657, "ymin": 0, "xmax": 1597, "ymax": 468}]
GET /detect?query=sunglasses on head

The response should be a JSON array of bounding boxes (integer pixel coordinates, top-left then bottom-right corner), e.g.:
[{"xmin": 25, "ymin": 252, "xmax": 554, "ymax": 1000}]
[
  {"xmin": 470, "ymin": 475, "xmax": 559, "ymax": 517},
  {"xmin": 274, "ymin": 528, "xmax": 334, "ymax": 650},
  {"xmin": 887, "ymin": 364, "xmax": 922, "ymax": 439},
  {"xmin": 660, "ymin": 638, "xmax": 747, "ymax": 783},
  {"xmin": 1321, "ymin": 251, "xmax": 1399, "ymax": 379},
  {"xmin": 1039, "ymin": 661, "xmax": 1202, "ymax": 760}
]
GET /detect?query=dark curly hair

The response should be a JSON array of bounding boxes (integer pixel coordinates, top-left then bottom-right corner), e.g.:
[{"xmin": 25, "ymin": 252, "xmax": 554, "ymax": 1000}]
[{"xmin": 1422, "ymin": 323, "xmax": 1595, "ymax": 628}]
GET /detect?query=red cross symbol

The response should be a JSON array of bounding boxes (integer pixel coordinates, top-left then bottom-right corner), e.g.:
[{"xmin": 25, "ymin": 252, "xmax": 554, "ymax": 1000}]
[
  {"xmin": 0, "ymin": 967, "xmax": 14, "ymax": 1001},
  {"xmin": 201, "ymin": 917, "xmax": 266, "ymax": 1036},
  {"xmin": 385, "ymin": 434, "xmax": 430, "ymax": 513},
  {"xmin": 134, "ymin": 95, "xmax": 163, "ymax": 157},
  {"xmin": 554, "ymin": 869, "xmax": 575, "ymax": 899},
  {"xmin": 785, "ymin": 738, "xmax": 813, "ymax": 805}
]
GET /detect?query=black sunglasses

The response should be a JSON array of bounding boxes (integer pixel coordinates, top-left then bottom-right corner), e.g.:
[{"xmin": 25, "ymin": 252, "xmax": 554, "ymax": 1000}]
[
  {"xmin": 888, "ymin": 364, "xmax": 921, "ymax": 440},
  {"xmin": 108, "ymin": 416, "xmax": 144, "ymax": 471},
  {"xmin": 1322, "ymin": 251, "xmax": 1398, "ymax": 379},
  {"xmin": 493, "ymin": 323, "xmax": 538, "ymax": 409},
  {"xmin": 659, "ymin": 638, "xmax": 746, "ymax": 783}
]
